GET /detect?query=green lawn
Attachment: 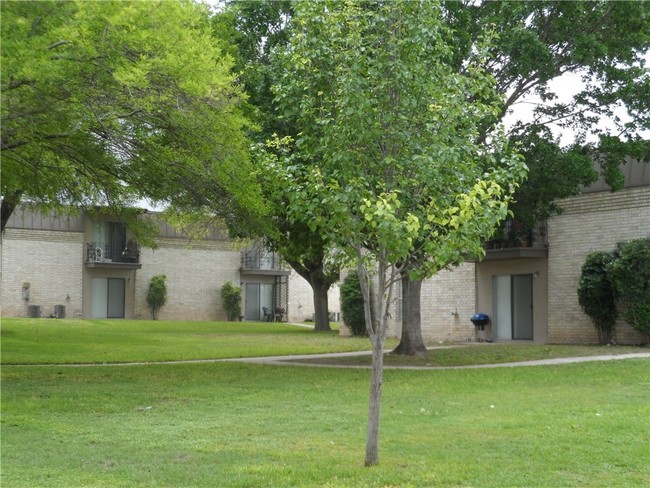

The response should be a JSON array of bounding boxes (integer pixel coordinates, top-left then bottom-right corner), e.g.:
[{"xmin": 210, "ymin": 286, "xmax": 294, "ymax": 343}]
[
  {"xmin": 2, "ymin": 319, "xmax": 649, "ymax": 487},
  {"xmin": 0, "ymin": 318, "xmax": 381, "ymax": 365}
]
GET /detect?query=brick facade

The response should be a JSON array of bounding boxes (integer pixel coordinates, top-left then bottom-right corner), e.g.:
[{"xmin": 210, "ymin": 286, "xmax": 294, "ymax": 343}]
[
  {"xmin": 547, "ymin": 186, "xmax": 650, "ymax": 344},
  {"xmin": 1, "ymin": 228, "xmax": 84, "ymax": 318},
  {"xmin": 415, "ymin": 263, "xmax": 478, "ymax": 343},
  {"xmin": 3, "ymin": 184, "xmax": 647, "ymax": 345},
  {"xmin": 134, "ymin": 237, "xmax": 240, "ymax": 321},
  {"xmin": 1, "ymin": 209, "xmax": 340, "ymax": 324}
]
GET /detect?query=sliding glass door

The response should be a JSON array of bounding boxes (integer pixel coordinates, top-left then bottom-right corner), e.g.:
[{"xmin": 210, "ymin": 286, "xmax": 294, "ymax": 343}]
[{"xmin": 493, "ymin": 274, "xmax": 533, "ymax": 340}]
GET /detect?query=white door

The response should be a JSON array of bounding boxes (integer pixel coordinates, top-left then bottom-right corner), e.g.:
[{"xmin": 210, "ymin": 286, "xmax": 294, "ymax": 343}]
[{"xmin": 493, "ymin": 274, "xmax": 533, "ymax": 340}]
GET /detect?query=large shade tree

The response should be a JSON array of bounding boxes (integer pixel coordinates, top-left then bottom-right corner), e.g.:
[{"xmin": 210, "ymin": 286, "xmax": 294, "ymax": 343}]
[
  {"xmin": 394, "ymin": 0, "xmax": 650, "ymax": 355},
  {"xmin": 215, "ymin": 1, "xmax": 346, "ymax": 332},
  {"xmin": 1, "ymin": 0, "xmax": 264, "ymax": 237},
  {"xmin": 268, "ymin": 0, "xmax": 526, "ymax": 466}
]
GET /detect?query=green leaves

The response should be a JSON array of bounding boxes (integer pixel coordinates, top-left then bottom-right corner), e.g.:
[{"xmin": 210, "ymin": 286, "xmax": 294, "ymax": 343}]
[
  {"xmin": 1, "ymin": 0, "xmax": 263, "ymax": 235},
  {"xmin": 266, "ymin": 0, "xmax": 525, "ymax": 277}
]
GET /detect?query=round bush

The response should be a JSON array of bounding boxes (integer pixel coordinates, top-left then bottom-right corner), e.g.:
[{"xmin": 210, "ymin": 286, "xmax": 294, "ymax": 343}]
[
  {"xmin": 340, "ymin": 272, "xmax": 367, "ymax": 336},
  {"xmin": 610, "ymin": 238, "xmax": 650, "ymax": 336},
  {"xmin": 221, "ymin": 281, "xmax": 242, "ymax": 321},
  {"xmin": 577, "ymin": 251, "xmax": 618, "ymax": 344},
  {"xmin": 146, "ymin": 274, "xmax": 167, "ymax": 320}
]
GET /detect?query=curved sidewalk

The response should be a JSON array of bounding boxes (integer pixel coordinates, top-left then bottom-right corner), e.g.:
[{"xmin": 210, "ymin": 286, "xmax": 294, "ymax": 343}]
[
  {"xmin": 5, "ymin": 350, "xmax": 649, "ymax": 370},
  {"xmin": 223, "ymin": 351, "xmax": 650, "ymax": 370}
]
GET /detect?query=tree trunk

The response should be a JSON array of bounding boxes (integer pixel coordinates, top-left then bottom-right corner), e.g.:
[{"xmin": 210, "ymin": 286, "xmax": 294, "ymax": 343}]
[
  {"xmin": 283, "ymin": 255, "xmax": 334, "ymax": 333},
  {"xmin": 1, "ymin": 190, "xmax": 22, "ymax": 233},
  {"xmin": 364, "ymin": 334, "xmax": 385, "ymax": 466},
  {"xmin": 310, "ymin": 276, "xmax": 332, "ymax": 332},
  {"xmin": 392, "ymin": 275, "xmax": 428, "ymax": 356}
]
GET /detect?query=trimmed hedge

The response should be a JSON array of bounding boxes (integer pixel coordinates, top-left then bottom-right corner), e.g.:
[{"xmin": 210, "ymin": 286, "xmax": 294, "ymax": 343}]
[
  {"xmin": 577, "ymin": 251, "xmax": 618, "ymax": 344},
  {"xmin": 146, "ymin": 274, "xmax": 167, "ymax": 320},
  {"xmin": 221, "ymin": 281, "xmax": 242, "ymax": 321},
  {"xmin": 340, "ymin": 272, "xmax": 366, "ymax": 336},
  {"xmin": 578, "ymin": 237, "xmax": 650, "ymax": 341}
]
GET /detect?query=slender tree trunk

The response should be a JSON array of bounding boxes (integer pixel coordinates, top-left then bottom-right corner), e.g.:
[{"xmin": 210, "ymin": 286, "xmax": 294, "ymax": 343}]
[
  {"xmin": 392, "ymin": 275, "xmax": 428, "ymax": 355},
  {"xmin": 357, "ymin": 251, "xmax": 394, "ymax": 467},
  {"xmin": 365, "ymin": 333, "xmax": 385, "ymax": 466},
  {"xmin": 311, "ymin": 276, "xmax": 332, "ymax": 332}
]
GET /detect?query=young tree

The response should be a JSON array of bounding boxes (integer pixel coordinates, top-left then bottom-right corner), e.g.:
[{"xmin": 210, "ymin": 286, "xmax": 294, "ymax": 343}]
[
  {"xmin": 1, "ymin": 0, "xmax": 264, "ymax": 236},
  {"xmin": 394, "ymin": 0, "xmax": 650, "ymax": 355},
  {"xmin": 270, "ymin": 0, "xmax": 525, "ymax": 465}
]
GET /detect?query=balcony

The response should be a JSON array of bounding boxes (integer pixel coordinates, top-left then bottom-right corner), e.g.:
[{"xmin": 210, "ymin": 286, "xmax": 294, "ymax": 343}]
[
  {"xmin": 86, "ymin": 241, "xmax": 142, "ymax": 269},
  {"xmin": 483, "ymin": 221, "xmax": 548, "ymax": 260},
  {"xmin": 240, "ymin": 244, "xmax": 290, "ymax": 276}
]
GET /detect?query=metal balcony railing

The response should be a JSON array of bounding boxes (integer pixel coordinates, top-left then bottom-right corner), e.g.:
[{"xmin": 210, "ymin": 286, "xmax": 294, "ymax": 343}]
[
  {"xmin": 87, "ymin": 241, "xmax": 140, "ymax": 264},
  {"xmin": 240, "ymin": 244, "xmax": 284, "ymax": 271},
  {"xmin": 484, "ymin": 220, "xmax": 548, "ymax": 251}
]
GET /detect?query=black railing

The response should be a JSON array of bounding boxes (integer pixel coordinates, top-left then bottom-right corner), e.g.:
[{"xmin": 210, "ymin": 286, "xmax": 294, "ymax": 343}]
[
  {"xmin": 484, "ymin": 220, "xmax": 547, "ymax": 250},
  {"xmin": 241, "ymin": 244, "xmax": 284, "ymax": 271},
  {"xmin": 87, "ymin": 241, "xmax": 140, "ymax": 263}
]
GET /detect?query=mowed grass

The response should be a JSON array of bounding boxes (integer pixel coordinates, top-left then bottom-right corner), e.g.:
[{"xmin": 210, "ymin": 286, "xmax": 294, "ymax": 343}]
[
  {"xmin": 2, "ymin": 319, "xmax": 649, "ymax": 487},
  {"xmin": 299, "ymin": 343, "xmax": 648, "ymax": 367},
  {"xmin": 0, "ymin": 318, "xmax": 382, "ymax": 365},
  {"xmin": 2, "ymin": 360, "xmax": 649, "ymax": 487},
  {"xmin": 1, "ymin": 318, "xmax": 644, "ymax": 367}
]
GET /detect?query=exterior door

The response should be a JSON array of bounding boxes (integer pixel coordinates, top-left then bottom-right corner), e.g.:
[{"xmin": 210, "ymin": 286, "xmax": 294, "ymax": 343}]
[
  {"xmin": 512, "ymin": 274, "xmax": 533, "ymax": 340},
  {"xmin": 493, "ymin": 274, "xmax": 533, "ymax": 340},
  {"xmin": 244, "ymin": 283, "xmax": 274, "ymax": 321},
  {"xmin": 107, "ymin": 278, "xmax": 125, "ymax": 318},
  {"xmin": 91, "ymin": 277, "xmax": 125, "ymax": 318}
]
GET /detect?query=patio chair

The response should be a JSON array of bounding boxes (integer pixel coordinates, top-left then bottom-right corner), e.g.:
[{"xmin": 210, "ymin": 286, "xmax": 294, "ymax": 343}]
[{"xmin": 262, "ymin": 307, "xmax": 273, "ymax": 322}]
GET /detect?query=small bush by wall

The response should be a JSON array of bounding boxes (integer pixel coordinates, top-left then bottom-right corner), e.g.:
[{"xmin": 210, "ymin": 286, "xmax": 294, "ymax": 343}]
[
  {"xmin": 577, "ymin": 251, "xmax": 618, "ymax": 344},
  {"xmin": 578, "ymin": 237, "xmax": 650, "ymax": 342},
  {"xmin": 610, "ymin": 237, "xmax": 650, "ymax": 336},
  {"xmin": 221, "ymin": 281, "xmax": 241, "ymax": 321},
  {"xmin": 340, "ymin": 272, "xmax": 366, "ymax": 336},
  {"xmin": 146, "ymin": 275, "xmax": 167, "ymax": 320}
]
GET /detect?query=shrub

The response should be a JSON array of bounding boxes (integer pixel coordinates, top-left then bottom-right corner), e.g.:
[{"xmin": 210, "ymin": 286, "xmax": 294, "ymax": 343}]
[
  {"xmin": 609, "ymin": 238, "xmax": 650, "ymax": 336},
  {"xmin": 340, "ymin": 271, "xmax": 366, "ymax": 336},
  {"xmin": 577, "ymin": 251, "xmax": 618, "ymax": 344},
  {"xmin": 146, "ymin": 275, "xmax": 167, "ymax": 320},
  {"xmin": 220, "ymin": 281, "xmax": 242, "ymax": 321}
]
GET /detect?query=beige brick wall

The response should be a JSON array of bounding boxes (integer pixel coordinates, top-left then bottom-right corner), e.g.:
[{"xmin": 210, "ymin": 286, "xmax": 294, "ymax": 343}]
[
  {"xmin": 135, "ymin": 237, "xmax": 240, "ymax": 321},
  {"xmin": 419, "ymin": 263, "xmax": 477, "ymax": 343},
  {"xmin": 547, "ymin": 186, "xmax": 650, "ymax": 344},
  {"xmin": 1, "ymin": 229, "xmax": 84, "ymax": 318},
  {"xmin": 381, "ymin": 263, "xmax": 476, "ymax": 343}
]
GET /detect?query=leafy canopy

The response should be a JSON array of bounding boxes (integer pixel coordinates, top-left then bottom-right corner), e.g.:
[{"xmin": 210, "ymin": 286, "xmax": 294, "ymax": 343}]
[
  {"xmin": 270, "ymin": 0, "xmax": 526, "ymax": 280},
  {"xmin": 1, "ymin": 0, "xmax": 264, "ymax": 236}
]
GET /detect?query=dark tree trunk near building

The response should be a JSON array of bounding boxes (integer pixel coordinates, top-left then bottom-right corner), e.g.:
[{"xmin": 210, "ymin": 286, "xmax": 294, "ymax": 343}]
[
  {"xmin": 310, "ymin": 276, "xmax": 332, "ymax": 332},
  {"xmin": 392, "ymin": 275, "xmax": 428, "ymax": 356},
  {"xmin": 285, "ymin": 256, "xmax": 337, "ymax": 332},
  {"xmin": 1, "ymin": 191, "xmax": 22, "ymax": 233}
]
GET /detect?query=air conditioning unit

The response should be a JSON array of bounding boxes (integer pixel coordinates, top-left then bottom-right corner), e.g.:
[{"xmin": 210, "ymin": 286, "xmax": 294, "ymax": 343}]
[
  {"xmin": 54, "ymin": 305, "xmax": 66, "ymax": 319},
  {"xmin": 27, "ymin": 305, "xmax": 41, "ymax": 318},
  {"xmin": 94, "ymin": 247, "xmax": 103, "ymax": 262}
]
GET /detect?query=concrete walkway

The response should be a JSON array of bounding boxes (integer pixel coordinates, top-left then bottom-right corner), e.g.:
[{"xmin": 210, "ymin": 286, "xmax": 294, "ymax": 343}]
[
  {"xmin": 222, "ymin": 350, "xmax": 650, "ymax": 370},
  {"xmin": 6, "ymin": 348, "xmax": 649, "ymax": 370}
]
